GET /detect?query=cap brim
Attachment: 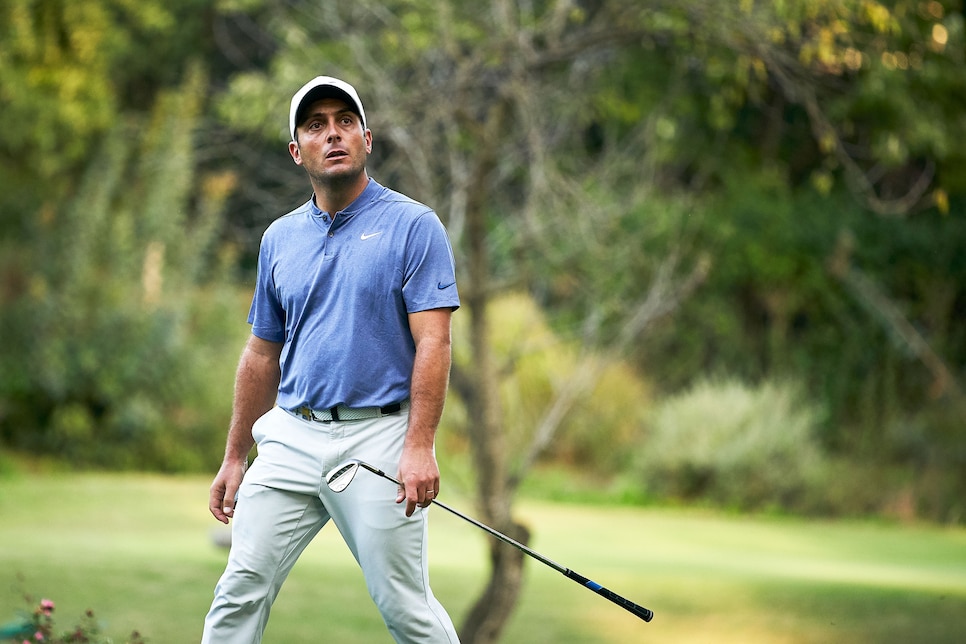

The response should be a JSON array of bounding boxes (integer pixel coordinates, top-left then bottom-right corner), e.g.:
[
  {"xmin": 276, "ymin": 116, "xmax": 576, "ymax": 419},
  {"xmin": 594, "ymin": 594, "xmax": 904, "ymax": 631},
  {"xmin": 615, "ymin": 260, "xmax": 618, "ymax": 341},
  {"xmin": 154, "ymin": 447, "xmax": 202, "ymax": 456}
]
[
  {"xmin": 295, "ymin": 86, "xmax": 359, "ymax": 128},
  {"xmin": 289, "ymin": 76, "xmax": 367, "ymax": 141}
]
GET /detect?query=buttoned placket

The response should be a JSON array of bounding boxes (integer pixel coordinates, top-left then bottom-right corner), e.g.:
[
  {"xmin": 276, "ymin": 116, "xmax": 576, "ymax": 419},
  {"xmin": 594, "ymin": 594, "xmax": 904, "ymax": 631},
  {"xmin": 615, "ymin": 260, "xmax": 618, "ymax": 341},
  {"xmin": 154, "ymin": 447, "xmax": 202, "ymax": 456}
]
[
  {"xmin": 320, "ymin": 212, "xmax": 338, "ymax": 248},
  {"xmin": 317, "ymin": 205, "xmax": 358, "ymax": 251}
]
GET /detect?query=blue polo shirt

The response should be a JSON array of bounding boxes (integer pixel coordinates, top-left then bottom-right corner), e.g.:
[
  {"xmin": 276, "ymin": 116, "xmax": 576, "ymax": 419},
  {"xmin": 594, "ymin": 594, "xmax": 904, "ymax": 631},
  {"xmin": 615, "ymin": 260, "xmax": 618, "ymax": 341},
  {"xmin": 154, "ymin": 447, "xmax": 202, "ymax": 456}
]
[{"xmin": 248, "ymin": 178, "xmax": 460, "ymax": 411}]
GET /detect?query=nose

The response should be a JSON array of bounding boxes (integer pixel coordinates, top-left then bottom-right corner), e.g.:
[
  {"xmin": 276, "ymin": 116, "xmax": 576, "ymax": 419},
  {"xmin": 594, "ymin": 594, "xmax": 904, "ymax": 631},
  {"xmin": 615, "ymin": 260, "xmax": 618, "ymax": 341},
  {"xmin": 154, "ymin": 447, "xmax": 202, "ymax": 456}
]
[{"xmin": 325, "ymin": 120, "xmax": 341, "ymax": 142}]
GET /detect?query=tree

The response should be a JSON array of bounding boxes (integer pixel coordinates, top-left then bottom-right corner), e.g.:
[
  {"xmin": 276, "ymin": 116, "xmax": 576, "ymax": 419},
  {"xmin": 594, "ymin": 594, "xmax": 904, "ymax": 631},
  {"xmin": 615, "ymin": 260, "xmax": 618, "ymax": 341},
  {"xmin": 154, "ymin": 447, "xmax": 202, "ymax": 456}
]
[
  {"xmin": 0, "ymin": 0, "xmax": 259, "ymax": 470},
  {"xmin": 213, "ymin": 0, "xmax": 708, "ymax": 639},
  {"xmin": 0, "ymin": 64, "xmax": 243, "ymax": 469},
  {"xmin": 211, "ymin": 0, "xmax": 966, "ymax": 636},
  {"xmin": 0, "ymin": 0, "xmax": 227, "ymax": 234}
]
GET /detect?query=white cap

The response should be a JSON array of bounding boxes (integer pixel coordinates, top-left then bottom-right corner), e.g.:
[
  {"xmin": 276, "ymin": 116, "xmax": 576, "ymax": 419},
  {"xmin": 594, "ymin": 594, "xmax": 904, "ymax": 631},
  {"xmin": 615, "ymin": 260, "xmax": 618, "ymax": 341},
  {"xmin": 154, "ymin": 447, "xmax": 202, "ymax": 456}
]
[{"xmin": 289, "ymin": 76, "xmax": 367, "ymax": 141}]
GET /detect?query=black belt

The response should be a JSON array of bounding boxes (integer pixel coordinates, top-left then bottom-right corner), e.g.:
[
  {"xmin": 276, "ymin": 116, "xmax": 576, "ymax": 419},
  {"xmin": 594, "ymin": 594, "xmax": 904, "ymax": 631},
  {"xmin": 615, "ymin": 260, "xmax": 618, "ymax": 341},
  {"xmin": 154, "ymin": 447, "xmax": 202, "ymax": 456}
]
[{"xmin": 292, "ymin": 400, "xmax": 409, "ymax": 423}]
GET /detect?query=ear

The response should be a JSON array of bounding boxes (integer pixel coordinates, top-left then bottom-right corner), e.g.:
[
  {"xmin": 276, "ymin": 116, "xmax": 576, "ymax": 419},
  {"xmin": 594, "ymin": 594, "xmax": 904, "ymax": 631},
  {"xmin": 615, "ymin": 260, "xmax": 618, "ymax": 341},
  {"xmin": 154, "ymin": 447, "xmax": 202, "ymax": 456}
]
[
  {"xmin": 288, "ymin": 140, "xmax": 303, "ymax": 166},
  {"xmin": 365, "ymin": 129, "xmax": 372, "ymax": 154}
]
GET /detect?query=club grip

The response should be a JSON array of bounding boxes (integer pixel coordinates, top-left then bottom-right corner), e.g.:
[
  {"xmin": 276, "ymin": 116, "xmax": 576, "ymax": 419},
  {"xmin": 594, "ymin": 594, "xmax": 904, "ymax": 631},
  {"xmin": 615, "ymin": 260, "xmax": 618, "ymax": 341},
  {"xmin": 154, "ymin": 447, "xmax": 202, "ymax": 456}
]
[{"xmin": 565, "ymin": 570, "xmax": 654, "ymax": 622}]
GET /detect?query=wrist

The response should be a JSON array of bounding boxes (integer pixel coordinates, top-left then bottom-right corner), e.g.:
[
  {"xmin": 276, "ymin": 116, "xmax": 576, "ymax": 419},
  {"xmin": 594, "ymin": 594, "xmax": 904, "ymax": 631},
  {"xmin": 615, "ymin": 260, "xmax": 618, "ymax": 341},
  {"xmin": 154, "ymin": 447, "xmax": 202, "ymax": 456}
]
[{"xmin": 403, "ymin": 433, "xmax": 436, "ymax": 451}]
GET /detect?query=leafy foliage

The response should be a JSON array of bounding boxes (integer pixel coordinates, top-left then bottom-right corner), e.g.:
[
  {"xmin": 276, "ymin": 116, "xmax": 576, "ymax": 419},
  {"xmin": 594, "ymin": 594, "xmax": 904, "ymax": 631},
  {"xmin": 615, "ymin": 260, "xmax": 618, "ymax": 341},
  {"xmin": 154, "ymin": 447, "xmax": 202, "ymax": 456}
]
[
  {"xmin": 0, "ymin": 0, "xmax": 962, "ymax": 500},
  {"xmin": 0, "ymin": 0, "xmax": 222, "ymax": 231},
  {"xmin": 0, "ymin": 69, "xmax": 245, "ymax": 471}
]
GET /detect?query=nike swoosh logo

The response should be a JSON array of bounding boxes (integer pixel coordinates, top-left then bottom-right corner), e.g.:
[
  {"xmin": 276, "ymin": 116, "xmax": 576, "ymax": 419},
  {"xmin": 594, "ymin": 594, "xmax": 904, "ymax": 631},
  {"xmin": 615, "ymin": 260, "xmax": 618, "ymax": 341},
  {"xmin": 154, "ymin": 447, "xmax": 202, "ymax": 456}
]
[
  {"xmin": 437, "ymin": 281, "xmax": 456, "ymax": 290},
  {"xmin": 361, "ymin": 232, "xmax": 382, "ymax": 240}
]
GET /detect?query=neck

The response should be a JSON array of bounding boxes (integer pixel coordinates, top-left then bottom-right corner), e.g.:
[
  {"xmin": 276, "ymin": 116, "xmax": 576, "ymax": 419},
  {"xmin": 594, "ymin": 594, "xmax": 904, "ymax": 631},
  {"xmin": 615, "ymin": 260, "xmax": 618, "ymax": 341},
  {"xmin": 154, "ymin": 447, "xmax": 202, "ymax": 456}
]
[{"xmin": 312, "ymin": 171, "xmax": 370, "ymax": 214}]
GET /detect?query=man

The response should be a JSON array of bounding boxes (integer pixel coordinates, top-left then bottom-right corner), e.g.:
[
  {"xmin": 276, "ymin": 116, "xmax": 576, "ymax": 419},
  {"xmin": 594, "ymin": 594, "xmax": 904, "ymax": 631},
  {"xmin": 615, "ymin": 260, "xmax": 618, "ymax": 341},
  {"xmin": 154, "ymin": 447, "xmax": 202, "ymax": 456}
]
[{"xmin": 201, "ymin": 76, "xmax": 461, "ymax": 643}]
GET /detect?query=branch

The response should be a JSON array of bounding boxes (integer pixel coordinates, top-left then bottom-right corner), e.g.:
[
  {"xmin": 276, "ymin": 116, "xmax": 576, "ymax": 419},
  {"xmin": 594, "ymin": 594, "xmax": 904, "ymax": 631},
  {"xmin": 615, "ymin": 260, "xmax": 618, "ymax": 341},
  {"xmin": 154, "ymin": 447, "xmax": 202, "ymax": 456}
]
[
  {"xmin": 828, "ymin": 232, "xmax": 961, "ymax": 399},
  {"xmin": 509, "ymin": 251, "xmax": 710, "ymax": 489},
  {"xmin": 751, "ymin": 41, "xmax": 935, "ymax": 217}
]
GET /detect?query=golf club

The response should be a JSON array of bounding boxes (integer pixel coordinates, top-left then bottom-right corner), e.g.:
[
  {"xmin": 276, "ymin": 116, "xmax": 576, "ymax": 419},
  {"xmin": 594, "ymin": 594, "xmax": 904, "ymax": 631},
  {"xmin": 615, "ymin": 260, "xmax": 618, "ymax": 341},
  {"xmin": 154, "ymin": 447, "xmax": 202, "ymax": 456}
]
[{"xmin": 325, "ymin": 459, "xmax": 654, "ymax": 623}]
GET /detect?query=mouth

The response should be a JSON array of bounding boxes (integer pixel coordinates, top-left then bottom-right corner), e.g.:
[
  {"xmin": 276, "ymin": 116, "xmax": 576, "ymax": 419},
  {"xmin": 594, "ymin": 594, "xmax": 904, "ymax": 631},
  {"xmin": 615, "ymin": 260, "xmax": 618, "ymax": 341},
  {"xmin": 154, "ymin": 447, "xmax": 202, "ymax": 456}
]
[{"xmin": 326, "ymin": 149, "xmax": 349, "ymax": 160}]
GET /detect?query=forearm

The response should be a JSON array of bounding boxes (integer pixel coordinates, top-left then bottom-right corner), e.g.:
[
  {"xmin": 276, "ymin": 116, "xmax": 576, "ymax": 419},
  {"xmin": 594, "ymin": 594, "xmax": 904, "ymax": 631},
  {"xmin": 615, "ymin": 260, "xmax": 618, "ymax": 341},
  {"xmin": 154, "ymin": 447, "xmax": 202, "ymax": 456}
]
[
  {"xmin": 405, "ymin": 333, "xmax": 452, "ymax": 451},
  {"xmin": 209, "ymin": 334, "xmax": 281, "ymax": 522},
  {"xmin": 396, "ymin": 308, "xmax": 453, "ymax": 515},
  {"xmin": 223, "ymin": 335, "xmax": 282, "ymax": 463}
]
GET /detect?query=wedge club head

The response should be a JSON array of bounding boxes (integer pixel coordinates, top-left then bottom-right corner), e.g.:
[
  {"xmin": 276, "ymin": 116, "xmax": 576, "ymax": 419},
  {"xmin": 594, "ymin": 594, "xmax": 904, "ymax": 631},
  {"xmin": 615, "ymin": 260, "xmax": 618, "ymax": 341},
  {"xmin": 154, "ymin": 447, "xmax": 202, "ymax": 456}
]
[{"xmin": 326, "ymin": 460, "xmax": 362, "ymax": 492}]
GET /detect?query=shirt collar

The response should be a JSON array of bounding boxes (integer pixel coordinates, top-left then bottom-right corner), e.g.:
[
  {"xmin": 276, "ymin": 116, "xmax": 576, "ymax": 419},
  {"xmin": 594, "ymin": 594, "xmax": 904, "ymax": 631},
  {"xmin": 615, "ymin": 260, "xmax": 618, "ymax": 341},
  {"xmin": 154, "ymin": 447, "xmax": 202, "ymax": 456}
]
[{"xmin": 308, "ymin": 178, "xmax": 380, "ymax": 220}]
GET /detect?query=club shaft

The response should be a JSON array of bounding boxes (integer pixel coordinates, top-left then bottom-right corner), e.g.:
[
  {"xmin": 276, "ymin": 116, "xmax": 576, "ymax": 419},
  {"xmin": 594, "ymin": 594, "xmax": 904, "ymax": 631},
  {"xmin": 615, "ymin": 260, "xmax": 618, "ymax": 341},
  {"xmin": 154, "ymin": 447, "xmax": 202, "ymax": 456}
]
[
  {"xmin": 433, "ymin": 497, "xmax": 566, "ymax": 572},
  {"xmin": 358, "ymin": 462, "xmax": 654, "ymax": 622}
]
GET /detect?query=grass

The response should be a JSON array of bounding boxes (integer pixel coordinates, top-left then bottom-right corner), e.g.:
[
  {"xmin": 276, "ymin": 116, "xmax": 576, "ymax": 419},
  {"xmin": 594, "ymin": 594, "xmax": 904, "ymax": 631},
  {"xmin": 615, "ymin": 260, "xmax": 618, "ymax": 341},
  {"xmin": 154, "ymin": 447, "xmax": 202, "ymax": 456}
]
[{"xmin": 1, "ymin": 471, "xmax": 964, "ymax": 643}]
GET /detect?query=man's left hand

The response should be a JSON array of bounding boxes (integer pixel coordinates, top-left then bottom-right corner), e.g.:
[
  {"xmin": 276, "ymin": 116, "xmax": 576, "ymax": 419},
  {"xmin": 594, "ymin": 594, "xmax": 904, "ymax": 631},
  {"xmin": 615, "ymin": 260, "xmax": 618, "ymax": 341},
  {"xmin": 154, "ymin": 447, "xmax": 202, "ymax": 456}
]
[{"xmin": 396, "ymin": 448, "xmax": 440, "ymax": 517}]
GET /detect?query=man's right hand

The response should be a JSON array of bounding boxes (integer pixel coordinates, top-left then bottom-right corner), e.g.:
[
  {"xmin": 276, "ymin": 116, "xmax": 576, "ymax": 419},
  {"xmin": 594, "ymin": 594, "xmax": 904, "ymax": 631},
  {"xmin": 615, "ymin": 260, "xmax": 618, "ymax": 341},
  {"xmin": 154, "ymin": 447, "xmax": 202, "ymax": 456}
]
[{"xmin": 209, "ymin": 460, "xmax": 247, "ymax": 524}]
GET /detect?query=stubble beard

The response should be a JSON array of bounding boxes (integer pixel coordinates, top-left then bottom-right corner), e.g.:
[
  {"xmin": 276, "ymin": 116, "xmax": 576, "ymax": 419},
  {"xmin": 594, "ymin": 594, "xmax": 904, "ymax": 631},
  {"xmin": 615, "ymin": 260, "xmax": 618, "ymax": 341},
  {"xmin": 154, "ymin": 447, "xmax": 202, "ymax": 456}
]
[{"xmin": 307, "ymin": 158, "xmax": 365, "ymax": 193}]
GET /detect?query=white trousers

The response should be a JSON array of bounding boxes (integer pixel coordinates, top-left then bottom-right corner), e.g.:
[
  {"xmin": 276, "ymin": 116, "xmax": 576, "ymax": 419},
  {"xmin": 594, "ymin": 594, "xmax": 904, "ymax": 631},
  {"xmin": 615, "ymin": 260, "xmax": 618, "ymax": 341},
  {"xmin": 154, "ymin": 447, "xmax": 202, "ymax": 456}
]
[{"xmin": 201, "ymin": 407, "xmax": 460, "ymax": 643}]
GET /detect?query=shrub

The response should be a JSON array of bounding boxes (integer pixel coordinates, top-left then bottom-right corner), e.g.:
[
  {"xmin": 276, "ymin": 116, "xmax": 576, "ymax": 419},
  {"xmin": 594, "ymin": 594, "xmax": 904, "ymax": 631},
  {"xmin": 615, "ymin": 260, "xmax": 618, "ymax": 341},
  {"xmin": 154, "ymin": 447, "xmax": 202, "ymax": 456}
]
[
  {"xmin": 635, "ymin": 378, "xmax": 826, "ymax": 511},
  {"xmin": 448, "ymin": 293, "xmax": 652, "ymax": 475}
]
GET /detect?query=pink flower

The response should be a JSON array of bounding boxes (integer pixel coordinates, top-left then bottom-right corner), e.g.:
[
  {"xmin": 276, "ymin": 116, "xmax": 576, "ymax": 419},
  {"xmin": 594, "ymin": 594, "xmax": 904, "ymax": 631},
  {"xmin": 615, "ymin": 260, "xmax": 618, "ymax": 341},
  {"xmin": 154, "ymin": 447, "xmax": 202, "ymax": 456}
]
[
  {"xmin": 33, "ymin": 631, "xmax": 44, "ymax": 641},
  {"xmin": 39, "ymin": 599, "xmax": 55, "ymax": 615}
]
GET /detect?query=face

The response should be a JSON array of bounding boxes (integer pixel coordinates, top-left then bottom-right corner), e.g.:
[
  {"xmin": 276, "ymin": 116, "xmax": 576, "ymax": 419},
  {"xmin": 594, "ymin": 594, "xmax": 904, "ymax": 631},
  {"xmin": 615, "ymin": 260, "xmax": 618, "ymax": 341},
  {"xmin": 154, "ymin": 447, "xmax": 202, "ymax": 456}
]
[{"xmin": 289, "ymin": 97, "xmax": 372, "ymax": 189}]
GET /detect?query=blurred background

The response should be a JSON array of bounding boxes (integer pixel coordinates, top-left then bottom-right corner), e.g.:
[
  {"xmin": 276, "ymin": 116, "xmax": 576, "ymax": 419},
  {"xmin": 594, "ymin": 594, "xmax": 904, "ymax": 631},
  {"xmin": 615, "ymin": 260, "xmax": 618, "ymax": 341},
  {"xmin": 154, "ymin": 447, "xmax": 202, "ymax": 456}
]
[{"xmin": 1, "ymin": 1, "xmax": 964, "ymax": 642}]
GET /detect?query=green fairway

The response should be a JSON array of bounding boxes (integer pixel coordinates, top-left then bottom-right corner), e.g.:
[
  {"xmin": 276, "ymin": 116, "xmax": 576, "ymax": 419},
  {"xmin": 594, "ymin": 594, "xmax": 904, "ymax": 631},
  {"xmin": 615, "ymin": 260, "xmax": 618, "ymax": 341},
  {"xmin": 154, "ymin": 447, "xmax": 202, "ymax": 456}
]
[{"xmin": 1, "ymin": 472, "xmax": 964, "ymax": 643}]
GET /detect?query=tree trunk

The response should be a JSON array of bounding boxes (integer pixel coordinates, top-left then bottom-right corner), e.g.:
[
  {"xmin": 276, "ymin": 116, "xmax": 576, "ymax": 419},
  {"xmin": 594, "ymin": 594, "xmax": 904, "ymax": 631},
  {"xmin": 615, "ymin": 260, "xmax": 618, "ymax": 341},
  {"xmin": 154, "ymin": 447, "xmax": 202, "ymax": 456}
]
[
  {"xmin": 458, "ymin": 521, "xmax": 531, "ymax": 644},
  {"xmin": 455, "ymin": 102, "xmax": 529, "ymax": 644},
  {"xmin": 457, "ymin": 266, "xmax": 532, "ymax": 643}
]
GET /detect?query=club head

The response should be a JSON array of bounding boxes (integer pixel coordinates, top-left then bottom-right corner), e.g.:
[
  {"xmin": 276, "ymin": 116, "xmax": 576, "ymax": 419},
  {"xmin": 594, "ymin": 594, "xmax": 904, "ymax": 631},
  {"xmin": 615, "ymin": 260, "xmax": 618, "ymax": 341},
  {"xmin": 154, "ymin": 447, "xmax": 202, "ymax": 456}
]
[{"xmin": 325, "ymin": 460, "xmax": 361, "ymax": 493}]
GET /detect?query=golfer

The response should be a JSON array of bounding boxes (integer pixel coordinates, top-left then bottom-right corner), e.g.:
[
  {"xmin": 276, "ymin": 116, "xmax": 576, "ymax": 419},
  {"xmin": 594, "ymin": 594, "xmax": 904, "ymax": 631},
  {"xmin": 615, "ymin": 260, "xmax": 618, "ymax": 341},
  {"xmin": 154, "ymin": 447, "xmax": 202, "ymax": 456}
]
[{"xmin": 201, "ymin": 75, "xmax": 461, "ymax": 643}]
